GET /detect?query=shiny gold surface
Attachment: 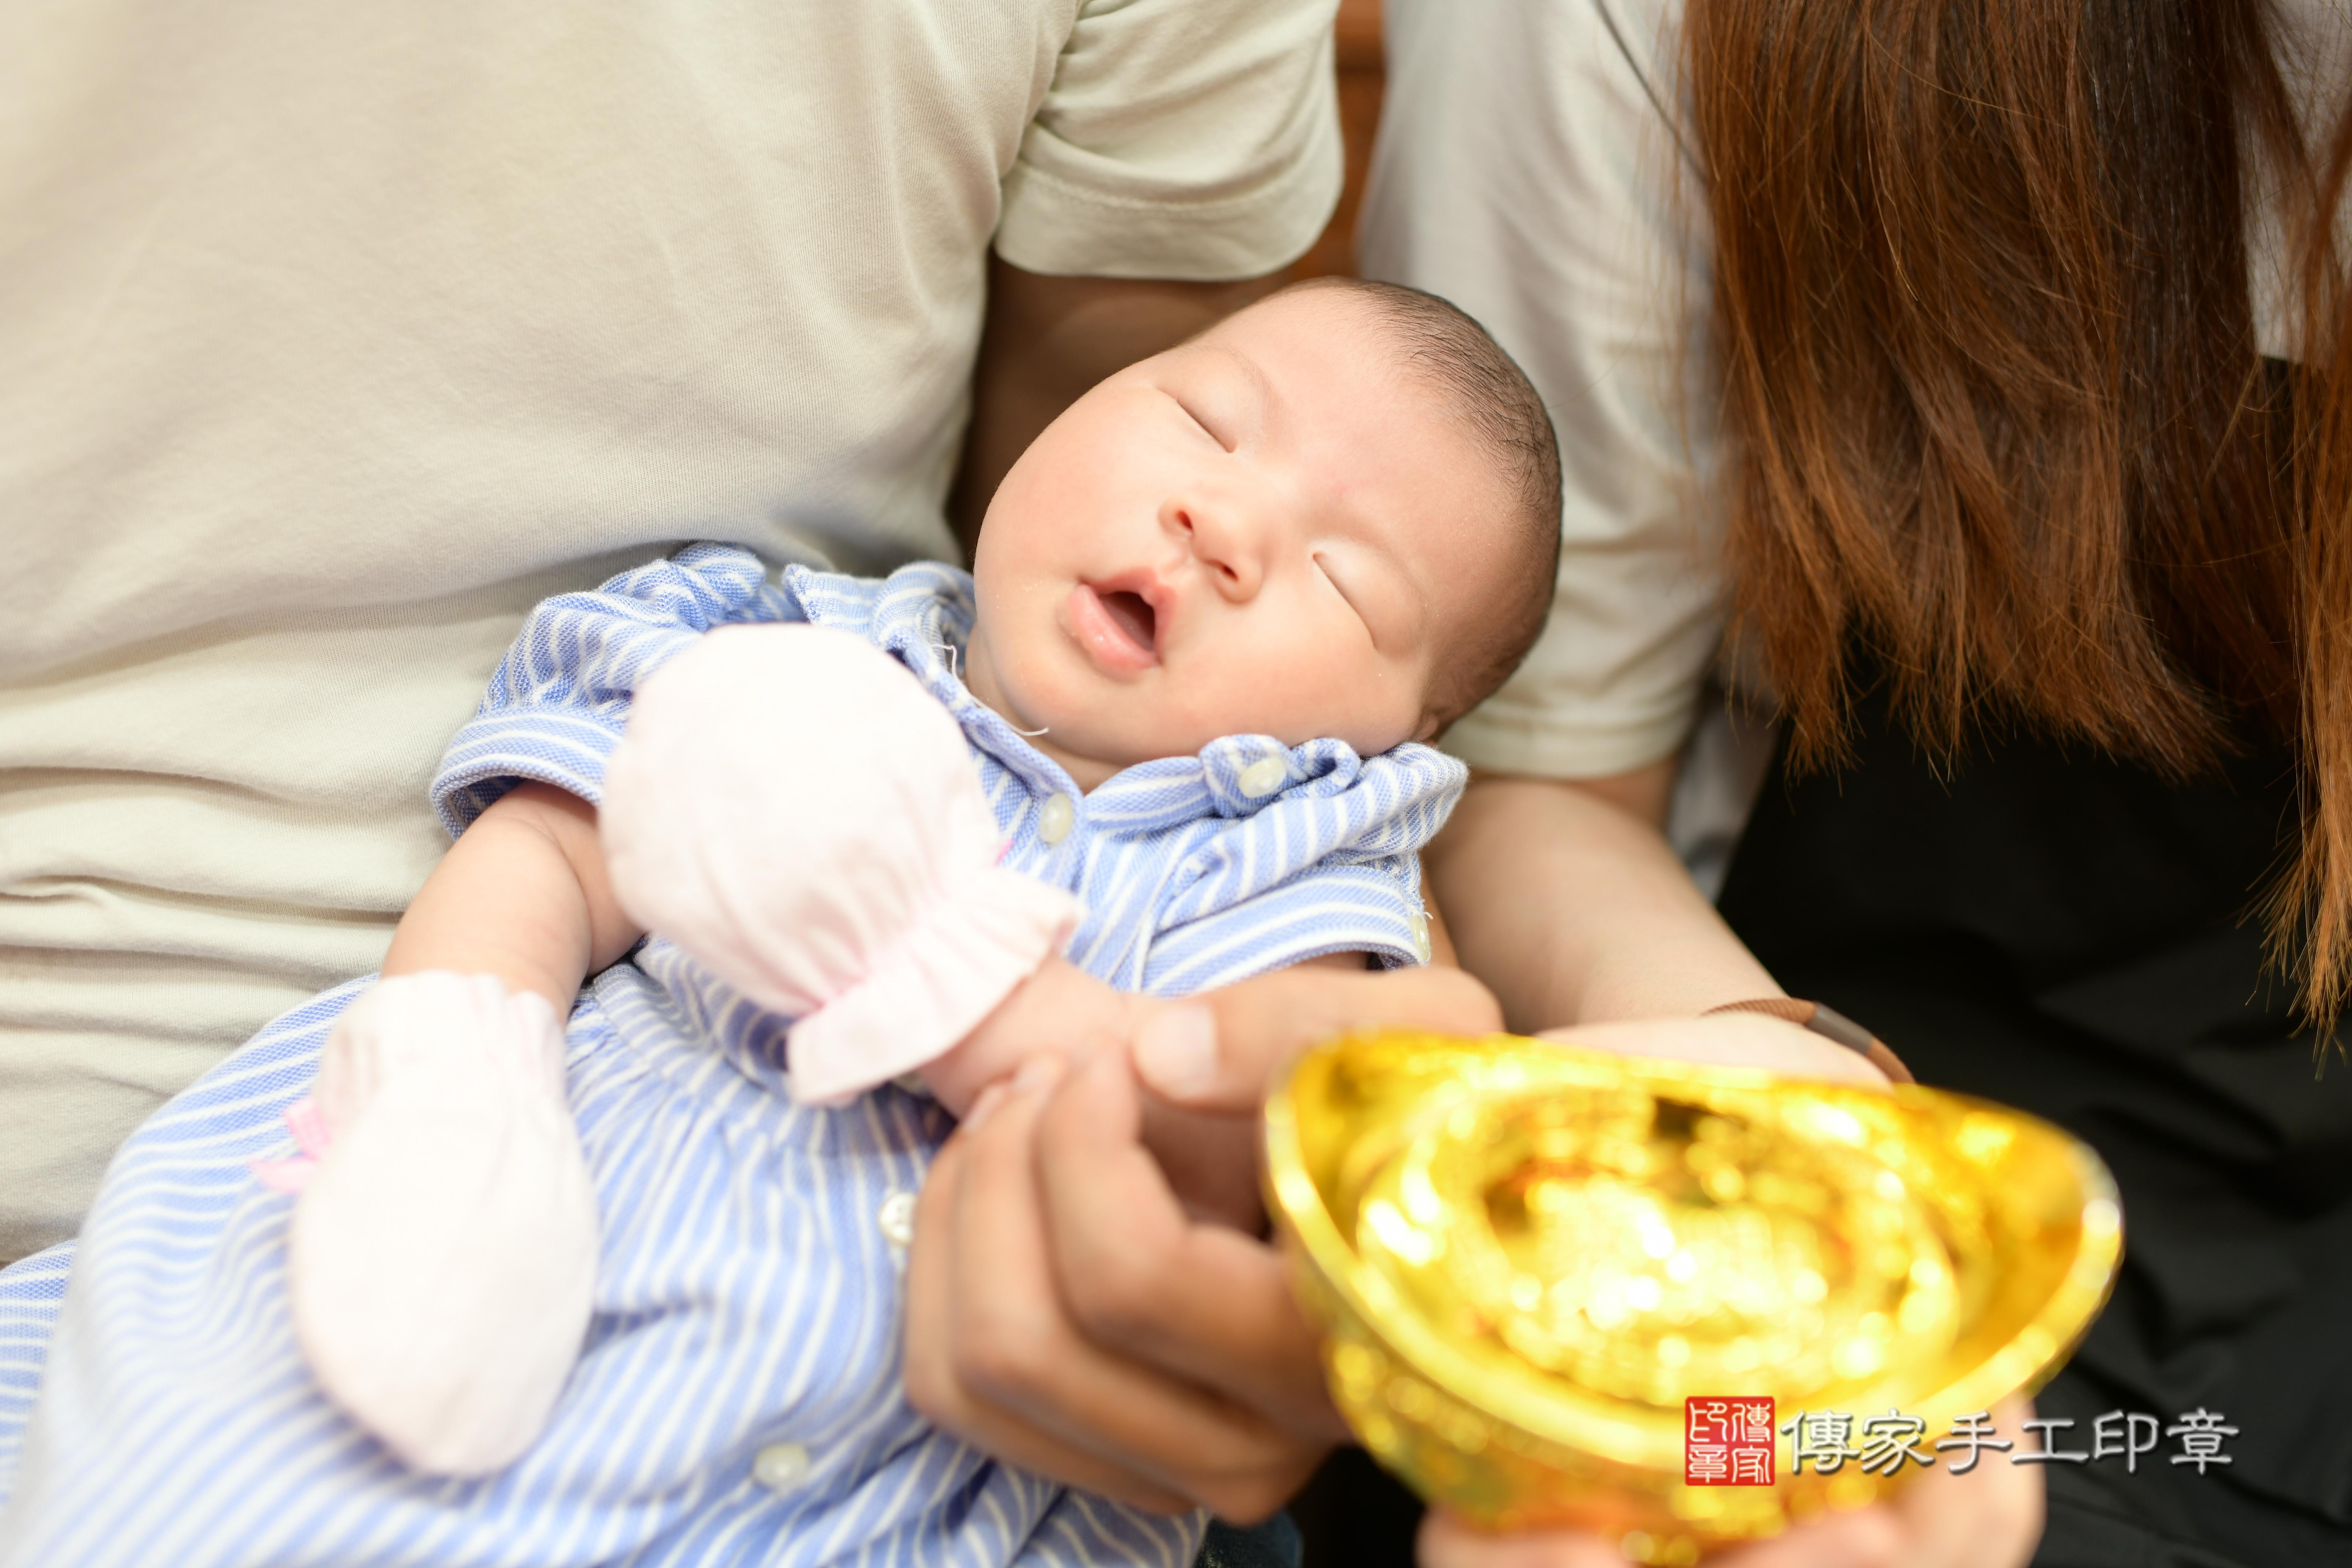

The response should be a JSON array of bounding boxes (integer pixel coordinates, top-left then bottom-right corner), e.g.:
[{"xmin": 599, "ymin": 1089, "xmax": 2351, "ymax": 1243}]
[{"xmin": 1263, "ymin": 1030, "xmax": 2122, "ymax": 1561}]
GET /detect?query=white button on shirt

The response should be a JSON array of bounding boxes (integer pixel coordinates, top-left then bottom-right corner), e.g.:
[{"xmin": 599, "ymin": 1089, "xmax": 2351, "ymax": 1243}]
[
  {"xmin": 753, "ymin": 1441, "xmax": 811, "ymax": 1492},
  {"xmin": 877, "ymin": 1191, "xmax": 917, "ymax": 1249},
  {"xmin": 1237, "ymin": 757, "xmax": 1288, "ymax": 798},
  {"xmin": 1038, "ymin": 792, "xmax": 1076, "ymax": 845},
  {"xmin": 1407, "ymin": 907, "xmax": 1433, "ymax": 964}
]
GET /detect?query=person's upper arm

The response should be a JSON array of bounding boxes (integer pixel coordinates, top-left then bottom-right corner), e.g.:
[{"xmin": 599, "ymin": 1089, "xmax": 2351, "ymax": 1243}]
[
  {"xmin": 995, "ymin": 0, "xmax": 1344, "ymax": 282},
  {"xmin": 1361, "ymin": 0, "xmax": 1723, "ymax": 782}
]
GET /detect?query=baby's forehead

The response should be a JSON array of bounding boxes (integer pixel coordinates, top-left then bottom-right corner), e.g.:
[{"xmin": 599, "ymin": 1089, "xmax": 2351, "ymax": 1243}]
[
  {"xmin": 1197, "ymin": 303, "xmax": 1483, "ymax": 462},
  {"xmin": 1198, "ymin": 287, "xmax": 1418, "ymax": 378},
  {"xmin": 1196, "ymin": 295, "xmax": 1517, "ymax": 546}
]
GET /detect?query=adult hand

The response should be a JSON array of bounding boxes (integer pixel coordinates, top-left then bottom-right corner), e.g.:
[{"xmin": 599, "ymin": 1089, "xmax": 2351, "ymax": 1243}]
[
  {"xmin": 1418, "ymin": 1397, "xmax": 2045, "ymax": 1568},
  {"xmin": 903, "ymin": 961, "xmax": 1502, "ymax": 1519}
]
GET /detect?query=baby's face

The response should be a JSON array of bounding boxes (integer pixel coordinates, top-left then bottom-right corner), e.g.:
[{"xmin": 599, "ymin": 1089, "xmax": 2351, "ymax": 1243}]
[{"xmin": 963, "ymin": 288, "xmax": 1514, "ymax": 790}]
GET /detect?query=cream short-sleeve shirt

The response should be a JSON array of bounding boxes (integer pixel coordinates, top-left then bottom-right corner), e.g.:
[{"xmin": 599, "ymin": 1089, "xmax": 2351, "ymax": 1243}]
[
  {"xmin": 0, "ymin": 0, "xmax": 1340, "ymax": 1257},
  {"xmin": 1364, "ymin": 0, "xmax": 2347, "ymax": 789}
]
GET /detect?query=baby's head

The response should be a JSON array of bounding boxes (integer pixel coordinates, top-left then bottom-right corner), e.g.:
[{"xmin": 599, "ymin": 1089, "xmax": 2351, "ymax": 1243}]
[{"xmin": 963, "ymin": 278, "xmax": 1562, "ymax": 789}]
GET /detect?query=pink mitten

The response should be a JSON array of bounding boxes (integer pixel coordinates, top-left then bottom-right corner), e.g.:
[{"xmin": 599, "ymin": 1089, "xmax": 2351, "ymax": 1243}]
[
  {"xmin": 283, "ymin": 972, "xmax": 598, "ymax": 1475},
  {"xmin": 601, "ymin": 623, "xmax": 1081, "ymax": 1105}
]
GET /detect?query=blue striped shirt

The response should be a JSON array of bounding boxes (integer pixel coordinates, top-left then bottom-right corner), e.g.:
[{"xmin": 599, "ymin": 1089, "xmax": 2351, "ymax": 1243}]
[
  {"xmin": 438, "ymin": 543, "xmax": 1464, "ymax": 994},
  {"xmin": 0, "ymin": 545, "xmax": 1464, "ymax": 1568}
]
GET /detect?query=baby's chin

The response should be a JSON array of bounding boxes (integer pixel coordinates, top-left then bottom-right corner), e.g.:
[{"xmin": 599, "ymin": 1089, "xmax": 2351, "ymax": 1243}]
[
  {"xmin": 980, "ymin": 661, "xmax": 1426, "ymax": 778},
  {"xmin": 999, "ymin": 698, "xmax": 1243, "ymax": 787}
]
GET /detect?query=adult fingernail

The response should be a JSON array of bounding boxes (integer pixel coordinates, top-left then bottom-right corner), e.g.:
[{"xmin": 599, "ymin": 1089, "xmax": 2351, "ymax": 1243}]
[
  {"xmin": 961, "ymin": 1082, "xmax": 1007, "ymax": 1130},
  {"xmin": 1133, "ymin": 1005, "xmax": 1217, "ymax": 1099}
]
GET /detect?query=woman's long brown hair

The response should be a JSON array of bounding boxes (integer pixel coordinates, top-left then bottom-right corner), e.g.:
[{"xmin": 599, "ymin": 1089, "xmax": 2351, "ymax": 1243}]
[{"xmin": 1687, "ymin": 0, "xmax": 2352, "ymax": 1024}]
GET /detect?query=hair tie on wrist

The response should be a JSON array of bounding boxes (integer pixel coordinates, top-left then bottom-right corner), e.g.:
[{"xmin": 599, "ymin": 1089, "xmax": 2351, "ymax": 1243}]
[{"xmin": 1702, "ymin": 996, "xmax": 1915, "ymax": 1084}]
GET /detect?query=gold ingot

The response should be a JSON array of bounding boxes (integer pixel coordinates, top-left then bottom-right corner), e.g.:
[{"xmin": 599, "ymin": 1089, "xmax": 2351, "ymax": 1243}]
[{"xmin": 1262, "ymin": 1030, "xmax": 2122, "ymax": 1561}]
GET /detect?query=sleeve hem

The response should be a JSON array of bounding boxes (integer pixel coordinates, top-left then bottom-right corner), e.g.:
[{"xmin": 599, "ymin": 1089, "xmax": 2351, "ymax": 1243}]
[
  {"xmin": 1168, "ymin": 936, "xmax": 1423, "ymax": 993},
  {"xmin": 430, "ymin": 711, "xmax": 629, "ymax": 838},
  {"xmin": 1140, "ymin": 859, "xmax": 1431, "ymax": 996},
  {"xmin": 992, "ymin": 106, "xmax": 1342, "ymax": 282}
]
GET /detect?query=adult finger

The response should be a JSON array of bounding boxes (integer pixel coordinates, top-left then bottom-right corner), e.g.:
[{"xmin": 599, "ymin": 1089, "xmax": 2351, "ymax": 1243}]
[
  {"xmin": 904, "ymin": 1097, "xmax": 1193, "ymax": 1515},
  {"xmin": 1132, "ymin": 962, "xmax": 1503, "ymax": 1112},
  {"xmin": 1036, "ymin": 1039, "xmax": 1350, "ymax": 1445},
  {"xmin": 1882, "ymin": 1395, "xmax": 2043, "ymax": 1568},
  {"xmin": 1697, "ymin": 1507, "xmax": 1907, "ymax": 1568},
  {"xmin": 909, "ymin": 1059, "xmax": 1314, "ymax": 1518}
]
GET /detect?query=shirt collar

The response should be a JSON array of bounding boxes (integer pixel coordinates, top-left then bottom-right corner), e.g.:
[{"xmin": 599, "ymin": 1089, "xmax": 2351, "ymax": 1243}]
[{"xmin": 789, "ymin": 561, "xmax": 1370, "ymax": 828}]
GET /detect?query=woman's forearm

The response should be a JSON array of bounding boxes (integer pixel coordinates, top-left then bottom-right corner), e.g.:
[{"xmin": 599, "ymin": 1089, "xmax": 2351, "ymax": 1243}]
[{"xmin": 1424, "ymin": 766, "xmax": 1780, "ymax": 1031}]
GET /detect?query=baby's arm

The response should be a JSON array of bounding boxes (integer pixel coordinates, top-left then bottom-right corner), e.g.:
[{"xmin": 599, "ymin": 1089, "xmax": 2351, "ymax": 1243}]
[
  {"xmin": 383, "ymin": 782, "xmax": 643, "ymax": 1008},
  {"xmin": 286, "ymin": 784, "xmax": 635, "ymax": 1478},
  {"xmin": 926, "ymin": 950, "xmax": 1378, "ymax": 1234},
  {"xmin": 390, "ymin": 777, "xmax": 1277, "ymax": 1233}
]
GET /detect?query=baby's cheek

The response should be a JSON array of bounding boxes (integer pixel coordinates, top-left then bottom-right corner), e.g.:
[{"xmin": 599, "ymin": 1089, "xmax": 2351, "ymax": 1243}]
[
  {"xmin": 1280, "ymin": 658, "xmax": 1418, "ymax": 754},
  {"xmin": 1206, "ymin": 632, "xmax": 1336, "ymax": 739}
]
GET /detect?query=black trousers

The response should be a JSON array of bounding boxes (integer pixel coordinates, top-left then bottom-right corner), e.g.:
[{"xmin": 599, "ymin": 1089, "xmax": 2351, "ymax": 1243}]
[{"xmin": 1719, "ymin": 702, "xmax": 2352, "ymax": 1568}]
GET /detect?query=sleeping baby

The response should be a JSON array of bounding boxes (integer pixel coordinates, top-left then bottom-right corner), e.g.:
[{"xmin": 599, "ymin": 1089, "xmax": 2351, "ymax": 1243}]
[{"xmin": 0, "ymin": 278, "xmax": 1563, "ymax": 1568}]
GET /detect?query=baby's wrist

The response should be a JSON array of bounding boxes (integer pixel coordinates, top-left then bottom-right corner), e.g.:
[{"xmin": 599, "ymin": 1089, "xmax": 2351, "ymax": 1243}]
[
  {"xmin": 920, "ymin": 957, "xmax": 1140, "ymax": 1118},
  {"xmin": 377, "ymin": 956, "xmax": 574, "ymax": 1018}
]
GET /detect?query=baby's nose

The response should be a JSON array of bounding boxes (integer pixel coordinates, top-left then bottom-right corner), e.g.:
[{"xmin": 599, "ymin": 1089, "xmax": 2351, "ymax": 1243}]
[{"xmin": 1162, "ymin": 494, "xmax": 1265, "ymax": 600}]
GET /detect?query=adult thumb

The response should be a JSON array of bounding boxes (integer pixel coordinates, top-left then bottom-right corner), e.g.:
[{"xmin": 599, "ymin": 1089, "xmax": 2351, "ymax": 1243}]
[{"xmin": 1130, "ymin": 963, "xmax": 1503, "ymax": 1114}]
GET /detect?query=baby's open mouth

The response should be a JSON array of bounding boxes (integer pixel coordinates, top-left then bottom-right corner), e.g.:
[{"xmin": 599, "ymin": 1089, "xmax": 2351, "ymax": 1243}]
[
  {"xmin": 1098, "ymin": 590, "xmax": 1157, "ymax": 654},
  {"xmin": 1067, "ymin": 580, "xmax": 1164, "ymax": 673}
]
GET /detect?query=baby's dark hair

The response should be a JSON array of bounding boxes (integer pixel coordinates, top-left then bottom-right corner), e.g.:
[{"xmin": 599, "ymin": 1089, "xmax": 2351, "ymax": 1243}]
[{"xmin": 1286, "ymin": 276, "xmax": 1563, "ymax": 735}]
